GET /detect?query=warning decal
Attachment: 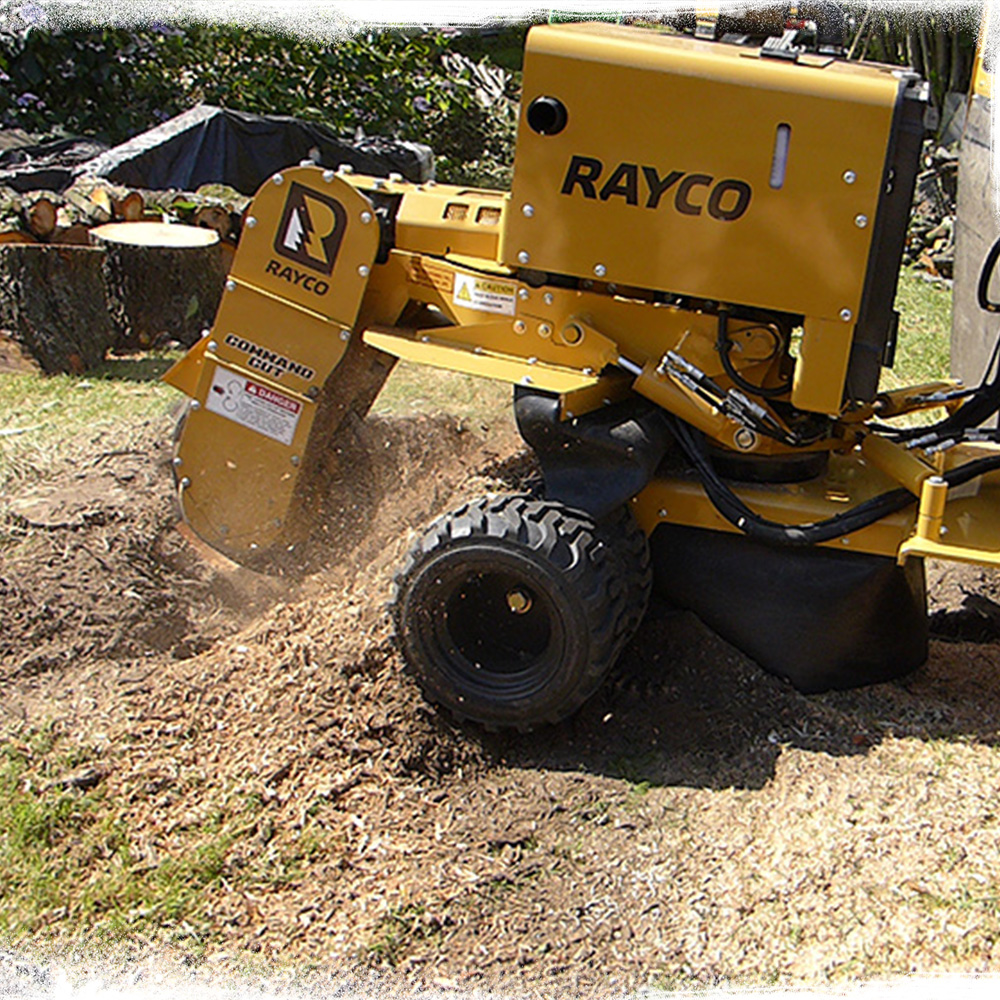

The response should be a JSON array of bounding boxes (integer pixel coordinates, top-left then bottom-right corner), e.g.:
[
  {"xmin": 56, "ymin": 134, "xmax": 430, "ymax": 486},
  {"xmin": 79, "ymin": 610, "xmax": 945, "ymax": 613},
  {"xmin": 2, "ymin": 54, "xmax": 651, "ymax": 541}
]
[
  {"xmin": 205, "ymin": 368, "xmax": 303, "ymax": 446},
  {"xmin": 452, "ymin": 273, "xmax": 517, "ymax": 315}
]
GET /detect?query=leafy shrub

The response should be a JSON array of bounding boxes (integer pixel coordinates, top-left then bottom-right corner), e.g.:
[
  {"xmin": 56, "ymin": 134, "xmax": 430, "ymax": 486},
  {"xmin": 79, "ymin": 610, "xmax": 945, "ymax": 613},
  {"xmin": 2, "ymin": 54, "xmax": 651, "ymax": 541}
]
[{"xmin": 0, "ymin": 19, "xmax": 520, "ymax": 188}]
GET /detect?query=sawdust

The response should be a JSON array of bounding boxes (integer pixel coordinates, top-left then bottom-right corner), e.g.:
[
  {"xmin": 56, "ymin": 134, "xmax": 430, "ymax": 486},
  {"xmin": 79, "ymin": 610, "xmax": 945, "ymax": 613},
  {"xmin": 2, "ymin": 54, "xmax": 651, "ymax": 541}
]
[{"xmin": 4, "ymin": 409, "xmax": 1000, "ymax": 994}]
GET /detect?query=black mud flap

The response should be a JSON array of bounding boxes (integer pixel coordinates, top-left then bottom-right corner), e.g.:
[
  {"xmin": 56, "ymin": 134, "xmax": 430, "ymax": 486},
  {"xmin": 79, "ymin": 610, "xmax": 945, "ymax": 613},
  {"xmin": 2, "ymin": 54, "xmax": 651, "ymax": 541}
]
[
  {"xmin": 650, "ymin": 523, "xmax": 928, "ymax": 692},
  {"xmin": 514, "ymin": 387, "xmax": 672, "ymax": 520}
]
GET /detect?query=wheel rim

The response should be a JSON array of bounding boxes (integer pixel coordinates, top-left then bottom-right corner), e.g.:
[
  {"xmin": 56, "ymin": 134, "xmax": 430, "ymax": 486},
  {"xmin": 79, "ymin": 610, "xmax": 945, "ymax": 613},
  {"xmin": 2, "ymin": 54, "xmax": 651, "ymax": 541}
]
[{"xmin": 419, "ymin": 553, "xmax": 567, "ymax": 701}]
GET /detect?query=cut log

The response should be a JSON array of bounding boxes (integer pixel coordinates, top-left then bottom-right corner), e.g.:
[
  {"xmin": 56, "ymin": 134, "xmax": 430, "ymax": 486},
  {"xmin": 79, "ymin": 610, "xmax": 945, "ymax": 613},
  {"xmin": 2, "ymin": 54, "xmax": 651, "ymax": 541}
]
[
  {"xmin": 0, "ymin": 245, "xmax": 114, "ymax": 373},
  {"xmin": 23, "ymin": 196, "xmax": 58, "ymax": 239},
  {"xmin": 50, "ymin": 224, "xmax": 91, "ymax": 245},
  {"xmin": 90, "ymin": 221, "xmax": 228, "ymax": 350},
  {"xmin": 114, "ymin": 190, "xmax": 145, "ymax": 221}
]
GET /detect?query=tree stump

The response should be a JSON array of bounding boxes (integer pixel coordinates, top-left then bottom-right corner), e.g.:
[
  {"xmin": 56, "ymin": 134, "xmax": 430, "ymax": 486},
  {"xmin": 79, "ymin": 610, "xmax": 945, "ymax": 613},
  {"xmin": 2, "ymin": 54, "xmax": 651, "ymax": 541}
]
[
  {"xmin": 0, "ymin": 245, "xmax": 113, "ymax": 373},
  {"xmin": 91, "ymin": 221, "xmax": 229, "ymax": 350}
]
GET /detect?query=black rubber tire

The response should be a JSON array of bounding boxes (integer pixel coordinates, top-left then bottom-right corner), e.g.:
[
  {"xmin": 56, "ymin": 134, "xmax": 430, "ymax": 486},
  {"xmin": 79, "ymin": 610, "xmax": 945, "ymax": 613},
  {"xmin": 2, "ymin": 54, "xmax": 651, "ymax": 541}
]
[
  {"xmin": 597, "ymin": 504, "xmax": 652, "ymax": 648},
  {"xmin": 392, "ymin": 494, "xmax": 627, "ymax": 730}
]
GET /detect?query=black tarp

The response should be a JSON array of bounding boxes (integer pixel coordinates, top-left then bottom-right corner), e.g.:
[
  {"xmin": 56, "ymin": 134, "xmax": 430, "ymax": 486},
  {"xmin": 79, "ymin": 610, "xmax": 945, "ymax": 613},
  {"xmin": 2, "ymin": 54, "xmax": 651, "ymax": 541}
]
[
  {"xmin": 78, "ymin": 106, "xmax": 435, "ymax": 194},
  {"xmin": 0, "ymin": 106, "xmax": 435, "ymax": 194},
  {"xmin": 0, "ymin": 133, "xmax": 109, "ymax": 192}
]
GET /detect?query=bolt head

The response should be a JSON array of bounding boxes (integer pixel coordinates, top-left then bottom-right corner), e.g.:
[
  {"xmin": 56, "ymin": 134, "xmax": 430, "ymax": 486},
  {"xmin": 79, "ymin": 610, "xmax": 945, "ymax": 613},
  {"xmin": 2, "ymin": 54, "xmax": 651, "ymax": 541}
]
[
  {"xmin": 521, "ymin": 375, "xmax": 533, "ymax": 385},
  {"xmin": 323, "ymin": 170, "xmax": 335, "ymax": 182},
  {"xmin": 340, "ymin": 329, "xmax": 350, "ymax": 341},
  {"xmin": 513, "ymin": 320, "xmax": 527, "ymax": 334},
  {"xmin": 190, "ymin": 400, "xmax": 200, "ymax": 411},
  {"xmin": 527, "ymin": 356, "xmax": 538, "ymax": 365},
  {"xmin": 358, "ymin": 265, "xmax": 370, "ymax": 278},
  {"xmin": 543, "ymin": 292, "xmax": 554, "ymax": 306},
  {"xmin": 337, "ymin": 164, "xmax": 354, "ymax": 174},
  {"xmin": 273, "ymin": 173, "xmax": 284, "ymax": 185},
  {"xmin": 360, "ymin": 211, "xmax": 373, "ymax": 224},
  {"xmin": 245, "ymin": 216, "xmax": 257, "ymax": 228},
  {"xmin": 290, "ymin": 455, "xmax": 300, "ymax": 466},
  {"xmin": 594, "ymin": 263, "xmax": 607, "ymax": 278},
  {"xmin": 518, "ymin": 250, "xmax": 530, "ymax": 264},
  {"xmin": 518, "ymin": 288, "xmax": 529, "ymax": 301},
  {"xmin": 225, "ymin": 279, "xmax": 236, "ymax": 292},
  {"xmin": 180, "ymin": 476, "xmax": 191, "ymax": 488},
  {"xmin": 522, "ymin": 204, "xmax": 535, "ymax": 218},
  {"xmin": 172, "ymin": 456, "xmax": 182, "ymax": 467},
  {"xmin": 843, "ymin": 170, "xmax": 857, "ymax": 184},
  {"xmin": 539, "ymin": 323, "xmax": 552, "ymax": 337},
  {"xmin": 840, "ymin": 308, "xmax": 853, "ymax": 322},
  {"xmin": 388, "ymin": 172, "xmax": 403, "ymax": 183},
  {"xmin": 855, "ymin": 214, "xmax": 869, "ymax": 228},
  {"xmin": 658, "ymin": 508, "xmax": 668, "ymax": 519}
]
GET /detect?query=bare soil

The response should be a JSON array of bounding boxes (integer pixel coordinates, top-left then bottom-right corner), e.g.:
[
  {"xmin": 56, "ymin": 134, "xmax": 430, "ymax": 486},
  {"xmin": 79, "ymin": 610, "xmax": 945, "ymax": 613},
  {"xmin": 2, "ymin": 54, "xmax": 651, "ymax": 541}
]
[{"xmin": 4, "ymin": 410, "xmax": 1000, "ymax": 995}]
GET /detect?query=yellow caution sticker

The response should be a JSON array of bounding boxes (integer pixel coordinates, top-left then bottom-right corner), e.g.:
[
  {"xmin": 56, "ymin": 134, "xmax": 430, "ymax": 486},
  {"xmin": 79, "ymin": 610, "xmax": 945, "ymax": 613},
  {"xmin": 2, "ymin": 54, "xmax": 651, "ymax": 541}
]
[{"xmin": 453, "ymin": 273, "xmax": 517, "ymax": 316}]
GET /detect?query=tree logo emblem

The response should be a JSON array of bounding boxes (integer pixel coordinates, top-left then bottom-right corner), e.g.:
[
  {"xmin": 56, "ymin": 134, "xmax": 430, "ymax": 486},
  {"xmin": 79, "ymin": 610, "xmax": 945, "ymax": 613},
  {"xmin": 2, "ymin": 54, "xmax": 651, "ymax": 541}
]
[{"xmin": 274, "ymin": 182, "xmax": 346, "ymax": 276}]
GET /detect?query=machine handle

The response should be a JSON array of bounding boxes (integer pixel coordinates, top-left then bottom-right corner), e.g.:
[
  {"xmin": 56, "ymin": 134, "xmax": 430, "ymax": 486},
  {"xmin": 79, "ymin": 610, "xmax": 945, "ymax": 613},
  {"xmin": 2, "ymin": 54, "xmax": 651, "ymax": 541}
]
[{"xmin": 977, "ymin": 235, "xmax": 1000, "ymax": 313}]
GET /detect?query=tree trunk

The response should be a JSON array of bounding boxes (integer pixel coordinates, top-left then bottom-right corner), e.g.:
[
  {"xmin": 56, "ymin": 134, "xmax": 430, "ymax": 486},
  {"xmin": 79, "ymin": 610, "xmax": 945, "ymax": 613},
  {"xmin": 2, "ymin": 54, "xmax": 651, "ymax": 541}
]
[
  {"xmin": 0, "ymin": 245, "xmax": 114, "ymax": 374},
  {"xmin": 91, "ymin": 224, "xmax": 229, "ymax": 350}
]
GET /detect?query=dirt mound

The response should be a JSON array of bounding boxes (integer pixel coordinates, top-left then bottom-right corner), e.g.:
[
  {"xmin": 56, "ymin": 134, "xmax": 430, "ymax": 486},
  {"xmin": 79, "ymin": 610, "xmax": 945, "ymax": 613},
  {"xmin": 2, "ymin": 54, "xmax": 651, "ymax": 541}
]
[{"xmin": 6, "ymin": 408, "xmax": 1000, "ymax": 994}]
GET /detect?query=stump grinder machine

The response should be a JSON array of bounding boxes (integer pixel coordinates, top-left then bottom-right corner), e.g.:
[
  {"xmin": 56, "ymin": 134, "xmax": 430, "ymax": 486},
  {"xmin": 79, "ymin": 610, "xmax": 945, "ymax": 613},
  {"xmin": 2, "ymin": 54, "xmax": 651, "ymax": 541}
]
[{"xmin": 164, "ymin": 20, "xmax": 1000, "ymax": 729}]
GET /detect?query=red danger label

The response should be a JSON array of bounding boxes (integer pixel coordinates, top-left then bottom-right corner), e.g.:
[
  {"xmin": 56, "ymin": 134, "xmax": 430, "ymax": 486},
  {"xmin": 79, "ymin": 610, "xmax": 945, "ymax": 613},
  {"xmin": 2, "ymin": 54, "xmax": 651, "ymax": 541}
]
[{"xmin": 246, "ymin": 381, "xmax": 302, "ymax": 414}]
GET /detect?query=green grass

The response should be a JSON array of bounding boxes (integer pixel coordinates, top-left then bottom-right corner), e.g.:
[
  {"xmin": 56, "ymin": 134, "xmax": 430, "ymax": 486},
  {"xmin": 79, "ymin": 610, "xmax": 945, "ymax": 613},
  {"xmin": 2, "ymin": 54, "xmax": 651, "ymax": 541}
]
[
  {"xmin": 882, "ymin": 267, "xmax": 954, "ymax": 389},
  {"xmin": 0, "ymin": 725, "xmax": 339, "ymax": 946},
  {"xmin": 372, "ymin": 360, "xmax": 512, "ymax": 421},
  {"xmin": 0, "ymin": 352, "xmax": 184, "ymax": 495}
]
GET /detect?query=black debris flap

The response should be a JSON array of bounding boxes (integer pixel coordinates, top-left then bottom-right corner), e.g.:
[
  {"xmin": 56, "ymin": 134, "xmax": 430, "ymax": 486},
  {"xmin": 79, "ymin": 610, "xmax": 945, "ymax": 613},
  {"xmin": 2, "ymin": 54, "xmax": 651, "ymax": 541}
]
[{"xmin": 77, "ymin": 105, "xmax": 434, "ymax": 194}]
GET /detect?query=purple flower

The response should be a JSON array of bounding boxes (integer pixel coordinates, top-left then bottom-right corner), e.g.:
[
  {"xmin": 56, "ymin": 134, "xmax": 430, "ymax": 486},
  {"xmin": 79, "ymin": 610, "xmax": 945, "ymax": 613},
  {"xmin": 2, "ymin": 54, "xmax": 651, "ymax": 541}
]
[
  {"xmin": 414, "ymin": 96, "xmax": 432, "ymax": 113},
  {"xmin": 15, "ymin": 92, "xmax": 40, "ymax": 107}
]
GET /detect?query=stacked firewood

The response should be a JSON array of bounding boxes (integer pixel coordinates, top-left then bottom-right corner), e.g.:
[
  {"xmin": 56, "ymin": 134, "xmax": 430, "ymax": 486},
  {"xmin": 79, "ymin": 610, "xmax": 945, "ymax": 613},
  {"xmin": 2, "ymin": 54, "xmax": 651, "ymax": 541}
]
[
  {"xmin": 903, "ymin": 142, "xmax": 959, "ymax": 281},
  {"xmin": 0, "ymin": 178, "xmax": 249, "ymax": 254}
]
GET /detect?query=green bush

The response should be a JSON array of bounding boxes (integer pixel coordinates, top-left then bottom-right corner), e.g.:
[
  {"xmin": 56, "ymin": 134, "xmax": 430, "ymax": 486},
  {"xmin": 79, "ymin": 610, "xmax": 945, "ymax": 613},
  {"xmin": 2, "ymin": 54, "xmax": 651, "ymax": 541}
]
[{"xmin": 0, "ymin": 21, "xmax": 520, "ymax": 187}]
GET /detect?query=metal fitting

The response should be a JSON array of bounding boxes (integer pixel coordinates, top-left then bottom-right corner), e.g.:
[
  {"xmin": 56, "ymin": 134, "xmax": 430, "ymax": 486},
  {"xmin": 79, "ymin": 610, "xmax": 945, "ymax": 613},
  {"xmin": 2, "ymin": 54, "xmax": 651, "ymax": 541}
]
[
  {"xmin": 518, "ymin": 288, "xmax": 530, "ymax": 301},
  {"xmin": 513, "ymin": 320, "xmax": 527, "ymax": 334},
  {"xmin": 855, "ymin": 214, "xmax": 868, "ymax": 228},
  {"xmin": 522, "ymin": 204, "xmax": 535, "ymax": 218},
  {"xmin": 594, "ymin": 263, "xmax": 607, "ymax": 278},
  {"xmin": 358, "ymin": 265, "xmax": 370, "ymax": 277},
  {"xmin": 245, "ymin": 216, "xmax": 257, "ymax": 228},
  {"xmin": 360, "ymin": 211, "xmax": 373, "ymax": 224},
  {"xmin": 323, "ymin": 170, "xmax": 335, "ymax": 182},
  {"xmin": 340, "ymin": 329, "xmax": 350, "ymax": 341},
  {"xmin": 843, "ymin": 170, "xmax": 856, "ymax": 184},
  {"xmin": 290, "ymin": 455, "xmax": 300, "ymax": 466},
  {"xmin": 272, "ymin": 174, "xmax": 284, "ymax": 185},
  {"xmin": 225, "ymin": 279, "xmax": 236, "ymax": 292},
  {"xmin": 207, "ymin": 340, "xmax": 218, "ymax": 352},
  {"xmin": 840, "ymin": 308, "xmax": 853, "ymax": 322},
  {"xmin": 518, "ymin": 250, "xmax": 530, "ymax": 264}
]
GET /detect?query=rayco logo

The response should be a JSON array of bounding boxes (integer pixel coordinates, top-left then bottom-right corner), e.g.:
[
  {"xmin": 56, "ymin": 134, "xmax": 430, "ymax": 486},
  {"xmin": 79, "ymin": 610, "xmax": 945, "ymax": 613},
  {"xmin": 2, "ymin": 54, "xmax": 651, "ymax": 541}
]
[
  {"xmin": 271, "ymin": 181, "xmax": 347, "ymax": 285},
  {"xmin": 561, "ymin": 155, "xmax": 752, "ymax": 222}
]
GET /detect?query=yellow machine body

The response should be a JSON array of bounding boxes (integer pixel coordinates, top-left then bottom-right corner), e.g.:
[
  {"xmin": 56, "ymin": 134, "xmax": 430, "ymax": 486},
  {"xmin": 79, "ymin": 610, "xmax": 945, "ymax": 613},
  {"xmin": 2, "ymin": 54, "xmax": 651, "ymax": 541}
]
[{"xmin": 164, "ymin": 22, "xmax": 1000, "ymax": 578}]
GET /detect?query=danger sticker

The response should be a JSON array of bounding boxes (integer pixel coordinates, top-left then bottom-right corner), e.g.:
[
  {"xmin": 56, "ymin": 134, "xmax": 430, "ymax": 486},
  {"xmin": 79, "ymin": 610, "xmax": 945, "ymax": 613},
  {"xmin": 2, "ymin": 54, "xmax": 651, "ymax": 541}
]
[
  {"xmin": 453, "ymin": 273, "xmax": 517, "ymax": 315},
  {"xmin": 205, "ymin": 369, "xmax": 303, "ymax": 446}
]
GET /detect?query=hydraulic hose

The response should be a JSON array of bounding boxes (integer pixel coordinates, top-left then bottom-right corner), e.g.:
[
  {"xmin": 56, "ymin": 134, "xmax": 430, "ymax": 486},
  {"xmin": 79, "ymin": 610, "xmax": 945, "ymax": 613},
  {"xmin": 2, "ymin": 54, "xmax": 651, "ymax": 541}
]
[{"xmin": 670, "ymin": 416, "xmax": 1000, "ymax": 548}]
